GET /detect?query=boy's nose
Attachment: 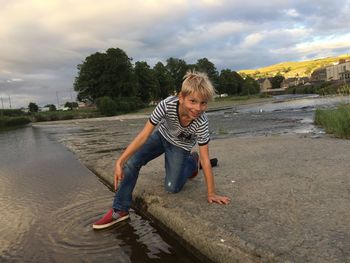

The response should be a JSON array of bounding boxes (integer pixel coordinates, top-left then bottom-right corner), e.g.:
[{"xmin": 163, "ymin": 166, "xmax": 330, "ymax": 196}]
[{"xmin": 194, "ymin": 103, "xmax": 201, "ymax": 111}]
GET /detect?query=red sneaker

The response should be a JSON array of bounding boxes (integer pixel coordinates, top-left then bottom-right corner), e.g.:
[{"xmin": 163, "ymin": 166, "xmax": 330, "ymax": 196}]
[
  {"xmin": 92, "ymin": 208, "xmax": 129, "ymax": 230},
  {"xmin": 188, "ymin": 151, "xmax": 200, "ymax": 179}
]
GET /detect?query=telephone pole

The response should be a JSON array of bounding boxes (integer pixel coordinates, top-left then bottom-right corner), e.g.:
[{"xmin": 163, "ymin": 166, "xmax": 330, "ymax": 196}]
[
  {"xmin": 56, "ymin": 91, "xmax": 60, "ymax": 108},
  {"xmin": 0, "ymin": 96, "xmax": 3, "ymax": 116}
]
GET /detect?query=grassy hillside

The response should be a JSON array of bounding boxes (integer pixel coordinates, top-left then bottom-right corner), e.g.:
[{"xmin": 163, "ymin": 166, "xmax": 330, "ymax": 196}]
[{"xmin": 239, "ymin": 54, "xmax": 350, "ymax": 79}]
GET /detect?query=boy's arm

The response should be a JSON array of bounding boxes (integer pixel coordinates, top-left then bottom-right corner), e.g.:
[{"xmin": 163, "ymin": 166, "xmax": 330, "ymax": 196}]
[
  {"xmin": 114, "ymin": 120, "xmax": 155, "ymax": 183},
  {"xmin": 199, "ymin": 144, "xmax": 230, "ymax": 205}
]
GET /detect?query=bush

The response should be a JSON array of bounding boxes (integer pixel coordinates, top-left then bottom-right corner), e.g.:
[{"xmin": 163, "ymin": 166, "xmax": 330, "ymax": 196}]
[
  {"xmin": 315, "ymin": 104, "xmax": 350, "ymax": 139},
  {"xmin": 96, "ymin": 96, "xmax": 118, "ymax": 116},
  {"xmin": 32, "ymin": 113, "xmax": 58, "ymax": 122},
  {"xmin": 96, "ymin": 96, "xmax": 146, "ymax": 116},
  {"xmin": 0, "ymin": 116, "xmax": 31, "ymax": 128},
  {"xmin": 0, "ymin": 109, "xmax": 25, "ymax": 117},
  {"xmin": 285, "ymin": 85, "xmax": 316, "ymax": 94},
  {"xmin": 114, "ymin": 96, "xmax": 145, "ymax": 113},
  {"xmin": 29, "ymin": 108, "xmax": 100, "ymax": 122}
]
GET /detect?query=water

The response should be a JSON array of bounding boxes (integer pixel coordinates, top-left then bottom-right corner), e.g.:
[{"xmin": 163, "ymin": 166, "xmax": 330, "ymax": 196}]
[
  {"xmin": 0, "ymin": 127, "xmax": 199, "ymax": 263},
  {"xmin": 208, "ymin": 95, "xmax": 349, "ymax": 138}
]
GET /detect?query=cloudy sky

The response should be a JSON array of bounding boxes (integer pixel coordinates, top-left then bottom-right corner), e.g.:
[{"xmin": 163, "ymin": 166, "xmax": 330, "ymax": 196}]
[{"xmin": 1, "ymin": 0, "xmax": 349, "ymax": 108}]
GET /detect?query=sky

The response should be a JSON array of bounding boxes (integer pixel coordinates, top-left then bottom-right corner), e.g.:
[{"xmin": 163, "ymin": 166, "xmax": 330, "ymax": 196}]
[{"xmin": 1, "ymin": 0, "xmax": 350, "ymax": 108}]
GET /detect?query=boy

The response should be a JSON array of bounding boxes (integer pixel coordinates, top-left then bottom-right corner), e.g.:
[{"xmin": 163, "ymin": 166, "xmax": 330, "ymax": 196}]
[{"xmin": 93, "ymin": 71, "xmax": 230, "ymax": 230}]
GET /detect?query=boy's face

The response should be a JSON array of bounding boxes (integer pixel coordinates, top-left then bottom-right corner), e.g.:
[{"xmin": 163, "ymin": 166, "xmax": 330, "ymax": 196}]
[{"xmin": 178, "ymin": 92, "xmax": 208, "ymax": 120}]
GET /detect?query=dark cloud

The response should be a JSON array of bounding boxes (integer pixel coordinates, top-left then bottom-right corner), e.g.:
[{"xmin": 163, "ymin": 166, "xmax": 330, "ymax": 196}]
[{"xmin": 1, "ymin": 0, "xmax": 349, "ymax": 108}]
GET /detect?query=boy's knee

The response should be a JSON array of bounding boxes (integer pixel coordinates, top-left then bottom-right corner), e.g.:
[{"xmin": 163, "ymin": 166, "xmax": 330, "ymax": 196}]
[
  {"xmin": 125, "ymin": 157, "xmax": 141, "ymax": 172},
  {"xmin": 164, "ymin": 181, "xmax": 181, "ymax": 193}
]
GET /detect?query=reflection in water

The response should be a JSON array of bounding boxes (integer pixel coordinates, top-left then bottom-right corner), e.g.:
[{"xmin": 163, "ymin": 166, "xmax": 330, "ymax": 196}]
[{"xmin": 0, "ymin": 127, "xmax": 198, "ymax": 263}]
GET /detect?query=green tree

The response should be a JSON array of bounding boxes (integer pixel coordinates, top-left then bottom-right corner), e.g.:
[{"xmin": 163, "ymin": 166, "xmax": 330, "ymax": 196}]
[
  {"xmin": 218, "ymin": 69, "xmax": 238, "ymax": 95},
  {"xmin": 64, "ymin": 102, "xmax": 78, "ymax": 110},
  {"xmin": 74, "ymin": 48, "xmax": 136, "ymax": 103},
  {"xmin": 134, "ymin": 61, "xmax": 158, "ymax": 103},
  {"xmin": 241, "ymin": 76, "xmax": 260, "ymax": 95},
  {"xmin": 232, "ymin": 71, "xmax": 244, "ymax": 94},
  {"xmin": 166, "ymin": 57, "xmax": 188, "ymax": 92},
  {"xmin": 153, "ymin": 62, "xmax": 175, "ymax": 99},
  {"xmin": 28, "ymin": 102, "xmax": 39, "ymax": 113},
  {"xmin": 104, "ymin": 48, "xmax": 136, "ymax": 98},
  {"xmin": 74, "ymin": 51, "xmax": 106, "ymax": 103},
  {"xmin": 45, "ymin": 104, "xmax": 57, "ymax": 111},
  {"xmin": 270, "ymin": 75, "xmax": 285, "ymax": 89},
  {"xmin": 195, "ymin": 58, "xmax": 219, "ymax": 88}
]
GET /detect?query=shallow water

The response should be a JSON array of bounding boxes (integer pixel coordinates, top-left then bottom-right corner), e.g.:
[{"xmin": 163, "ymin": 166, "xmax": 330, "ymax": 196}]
[
  {"xmin": 208, "ymin": 95, "xmax": 349, "ymax": 138},
  {"xmin": 0, "ymin": 127, "xmax": 199, "ymax": 262}
]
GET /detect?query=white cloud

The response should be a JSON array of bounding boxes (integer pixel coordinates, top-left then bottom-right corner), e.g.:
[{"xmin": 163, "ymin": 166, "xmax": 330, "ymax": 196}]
[
  {"xmin": 1, "ymin": 0, "xmax": 350, "ymax": 107},
  {"xmin": 284, "ymin": 8, "xmax": 300, "ymax": 17},
  {"xmin": 240, "ymin": 33, "xmax": 265, "ymax": 48},
  {"xmin": 272, "ymin": 33, "xmax": 350, "ymax": 59}
]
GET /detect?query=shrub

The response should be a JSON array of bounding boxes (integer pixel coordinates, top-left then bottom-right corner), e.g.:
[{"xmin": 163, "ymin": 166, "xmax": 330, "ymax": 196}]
[
  {"xmin": 96, "ymin": 96, "xmax": 146, "ymax": 116},
  {"xmin": 96, "ymin": 96, "xmax": 118, "ymax": 116},
  {"xmin": 0, "ymin": 116, "xmax": 31, "ymax": 128},
  {"xmin": 114, "ymin": 96, "xmax": 145, "ymax": 113},
  {"xmin": 0, "ymin": 109, "xmax": 25, "ymax": 117},
  {"xmin": 315, "ymin": 104, "xmax": 350, "ymax": 139}
]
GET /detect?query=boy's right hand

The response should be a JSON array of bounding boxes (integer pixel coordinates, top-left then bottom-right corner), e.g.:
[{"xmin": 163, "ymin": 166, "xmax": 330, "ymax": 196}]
[{"xmin": 114, "ymin": 161, "xmax": 124, "ymax": 191}]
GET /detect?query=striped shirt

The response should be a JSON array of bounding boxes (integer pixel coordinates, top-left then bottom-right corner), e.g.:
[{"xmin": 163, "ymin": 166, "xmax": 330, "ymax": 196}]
[{"xmin": 149, "ymin": 96, "xmax": 210, "ymax": 151}]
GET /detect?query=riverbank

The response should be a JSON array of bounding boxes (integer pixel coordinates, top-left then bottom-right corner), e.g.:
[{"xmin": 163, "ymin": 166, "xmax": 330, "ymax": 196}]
[{"xmin": 34, "ymin": 107, "xmax": 350, "ymax": 262}]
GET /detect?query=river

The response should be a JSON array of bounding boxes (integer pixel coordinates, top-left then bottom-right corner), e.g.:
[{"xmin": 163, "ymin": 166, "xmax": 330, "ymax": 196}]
[
  {"xmin": 208, "ymin": 94, "xmax": 350, "ymax": 138},
  {"xmin": 0, "ymin": 127, "xmax": 199, "ymax": 262}
]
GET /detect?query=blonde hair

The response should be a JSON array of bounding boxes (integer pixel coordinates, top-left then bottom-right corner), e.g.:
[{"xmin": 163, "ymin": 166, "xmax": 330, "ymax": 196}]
[{"xmin": 181, "ymin": 71, "xmax": 216, "ymax": 101}]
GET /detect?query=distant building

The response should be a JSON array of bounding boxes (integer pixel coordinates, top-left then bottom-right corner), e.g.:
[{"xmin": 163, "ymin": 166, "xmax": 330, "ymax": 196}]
[
  {"xmin": 281, "ymin": 77, "xmax": 311, "ymax": 88},
  {"xmin": 326, "ymin": 60, "xmax": 350, "ymax": 81},
  {"xmin": 258, "ymin": 78, "xmax": 288, "ymax": 95},
  {"xmin": 311, "ymin": 68, "xmax": 327, "ymax": 81},
  {"xmin": 339, "ymin": 70, "xmax": 350, "ymax": 80},
  {"xmin": 78, "ymin": 101, "xmax": 95, "ymax": 108},
  {"xmin": 258, "ymin": 78, "xmax": 272, "ymax": 92},
  {"xmin": 281, "ymin": 78, "xmax": 297, "ymax": 88},
  {"xmin": 39, "ymin": 107, "xmax": 50, "ymax": 112}
]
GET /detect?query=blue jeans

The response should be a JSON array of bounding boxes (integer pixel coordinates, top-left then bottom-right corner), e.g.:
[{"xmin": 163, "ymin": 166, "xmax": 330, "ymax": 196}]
[{"xmin": 112, "ymin": 130, "xmax": 198, "ymax": 212}]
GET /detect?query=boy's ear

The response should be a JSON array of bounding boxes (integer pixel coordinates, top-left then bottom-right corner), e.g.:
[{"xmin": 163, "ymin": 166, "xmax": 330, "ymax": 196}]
[{"xmin": 178, "ymin": 92, "xmax": 185, "ymax": 102}]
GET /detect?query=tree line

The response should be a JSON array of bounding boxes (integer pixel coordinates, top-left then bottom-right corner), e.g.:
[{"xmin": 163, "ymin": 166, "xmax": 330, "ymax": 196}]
[{"xmin": 73, "ymin": 48, "xmax": 260, "ymax": 114}]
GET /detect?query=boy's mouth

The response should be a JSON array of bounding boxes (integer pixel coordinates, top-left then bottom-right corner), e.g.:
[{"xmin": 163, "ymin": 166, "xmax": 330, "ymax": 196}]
[{"xmin": 190, "ymin": 110, "xmax": 201, "ymax": 118}]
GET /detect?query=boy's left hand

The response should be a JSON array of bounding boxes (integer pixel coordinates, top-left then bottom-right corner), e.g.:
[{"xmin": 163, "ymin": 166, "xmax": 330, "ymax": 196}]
[{"xmin": 208, "ymin": 194, "xmax": 230, "ymax": 205}]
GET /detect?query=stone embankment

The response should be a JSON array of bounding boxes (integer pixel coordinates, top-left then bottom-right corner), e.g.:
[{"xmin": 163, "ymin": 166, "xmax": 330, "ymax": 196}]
[{"xmin": 35, "ymin": 113, "xmax": 350, "ymax": 263}]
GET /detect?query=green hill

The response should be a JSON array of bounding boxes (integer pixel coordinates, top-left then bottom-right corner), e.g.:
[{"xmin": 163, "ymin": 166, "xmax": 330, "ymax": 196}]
[{"xmin": 239, "ymin": 54, "xmax": 350, "ymax": 79}]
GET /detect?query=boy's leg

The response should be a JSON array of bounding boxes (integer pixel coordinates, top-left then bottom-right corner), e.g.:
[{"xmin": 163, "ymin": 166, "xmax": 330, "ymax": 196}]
[
  {"xmin": 163, "ymin": 143, "xmax": 198, "ymax": 193},
  {"xmin": 113, "ymin": 131, "xmax": 165, "ymax": 212}
]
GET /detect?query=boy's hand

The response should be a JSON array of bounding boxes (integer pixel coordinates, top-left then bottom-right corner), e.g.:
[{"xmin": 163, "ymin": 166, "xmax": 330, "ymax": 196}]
[
  {"xmin": 208, "ymin": 194, "xmax": 230, "ymax": 205},
  {"xmin": 114, "ymin": 161, "xmax": 124, "ymax": 191}
]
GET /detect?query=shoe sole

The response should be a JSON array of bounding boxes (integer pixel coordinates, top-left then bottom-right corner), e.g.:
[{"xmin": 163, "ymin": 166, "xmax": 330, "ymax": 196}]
[{"xmin": 92, "ymin": 214, "xmax": 129, "ymax": 230}]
